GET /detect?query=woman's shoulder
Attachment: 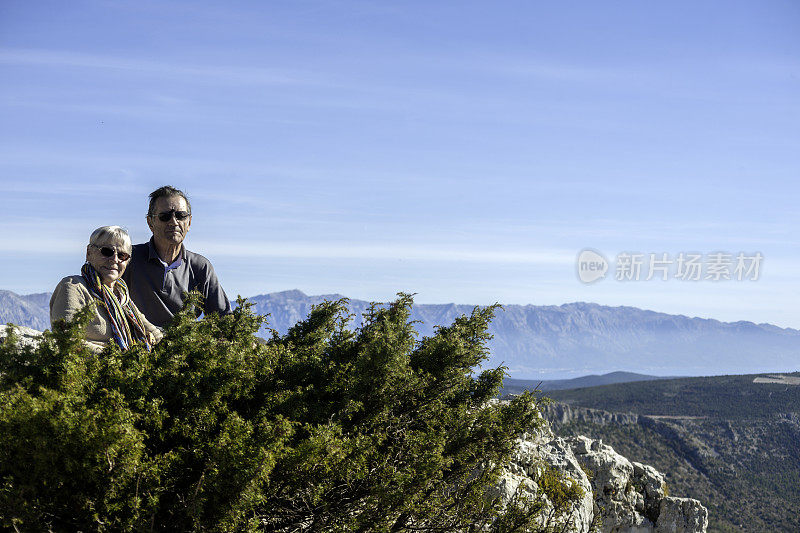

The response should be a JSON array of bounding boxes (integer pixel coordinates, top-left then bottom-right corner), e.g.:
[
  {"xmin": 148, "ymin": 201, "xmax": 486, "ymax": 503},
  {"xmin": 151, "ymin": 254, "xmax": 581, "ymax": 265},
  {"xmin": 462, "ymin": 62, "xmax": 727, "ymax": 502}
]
[
  {"xmin": 50, "ymin": 275, "xmax": 93, "ymax": 319},
  {"xmin": 54, "ymin": 275, "xmax": 90, "ymax": 291},
  {"xmin": 51, "ymin": 275, "xmax": 92, "ymax": 304}
]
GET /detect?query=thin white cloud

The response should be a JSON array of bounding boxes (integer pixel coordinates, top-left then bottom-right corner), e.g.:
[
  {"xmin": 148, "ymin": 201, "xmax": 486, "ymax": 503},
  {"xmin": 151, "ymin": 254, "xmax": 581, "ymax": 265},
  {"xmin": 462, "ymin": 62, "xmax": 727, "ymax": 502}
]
[
  {"xmin": 0, "ymin": 237, "xmax": 85, "ymax": 254},
  {"xmin": 0, "ymin": 97, "xmax": 325, "ymax": 127},
  {"xmin": 0, "ymin": 181, "xmax": 139, "ymax": 196},
  {"xmin": 0, "ymin": 48, "xmax": 322, "ymax": 87},
  {"xmin": 481, "ymin": 58, "xmax": 623, "ymax": 84},
  {"xmin": 0, "ymin": 146, "xmax": 307, "ymax": 175},
  {"xmin": 191, "ymin": 240, "xmax": 574, "ymax": 265}
]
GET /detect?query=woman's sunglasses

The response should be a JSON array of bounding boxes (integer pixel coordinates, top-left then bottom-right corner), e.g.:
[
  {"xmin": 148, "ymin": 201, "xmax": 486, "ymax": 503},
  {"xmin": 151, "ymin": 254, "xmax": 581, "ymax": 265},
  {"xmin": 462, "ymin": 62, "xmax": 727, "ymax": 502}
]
[
  {"xmin": 91, "ymin": 244, "xmax": 131, "ymax": 261},
  {"xmin": 153, "ymin": 209, "xmax": 191, "ymax": 222}
]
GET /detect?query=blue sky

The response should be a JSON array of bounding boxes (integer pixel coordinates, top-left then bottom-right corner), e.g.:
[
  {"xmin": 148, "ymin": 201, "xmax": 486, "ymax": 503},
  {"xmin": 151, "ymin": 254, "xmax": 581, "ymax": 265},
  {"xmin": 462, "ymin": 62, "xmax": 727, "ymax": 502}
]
[{"xmin": 2, "ymin": 1, "xmax": 799, "ymax": 327}]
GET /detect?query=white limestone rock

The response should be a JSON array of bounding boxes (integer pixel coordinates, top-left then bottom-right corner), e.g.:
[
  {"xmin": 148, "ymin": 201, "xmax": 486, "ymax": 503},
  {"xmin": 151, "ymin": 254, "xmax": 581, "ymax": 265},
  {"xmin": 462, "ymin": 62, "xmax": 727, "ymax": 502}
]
[
  {"xmin": 566, "ymin": 435, "xmax": 707, "ymax": 533},
  {"xmin": 0, "ymin": 324, "xmax": 43, "ymax": 348},
  {"xmin": 655, "ymin": 497, "xmax": 709, "ymax": 533},
  {"xmin": 492, "ymin": 416, "xmax": 707, "ymax": 533},
  {"xmin": 492, "ymin": 423, "xmax": 595, "ymax": 532}
]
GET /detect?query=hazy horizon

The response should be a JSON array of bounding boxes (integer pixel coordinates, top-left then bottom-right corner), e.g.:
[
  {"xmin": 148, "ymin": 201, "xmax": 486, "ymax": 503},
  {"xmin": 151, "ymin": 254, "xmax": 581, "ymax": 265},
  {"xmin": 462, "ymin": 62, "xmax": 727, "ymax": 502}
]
[{"xmin": 6, "ymin": 285, "xmax": 800, "ymax": 333}]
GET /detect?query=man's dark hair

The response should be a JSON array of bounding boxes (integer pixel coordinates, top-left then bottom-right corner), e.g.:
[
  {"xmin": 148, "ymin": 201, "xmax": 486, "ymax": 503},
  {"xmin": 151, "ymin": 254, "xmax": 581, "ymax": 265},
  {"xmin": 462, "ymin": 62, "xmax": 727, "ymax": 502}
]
[{"xmin": 148, "ymin": 185, "xmax": 191, "ymax": 217}]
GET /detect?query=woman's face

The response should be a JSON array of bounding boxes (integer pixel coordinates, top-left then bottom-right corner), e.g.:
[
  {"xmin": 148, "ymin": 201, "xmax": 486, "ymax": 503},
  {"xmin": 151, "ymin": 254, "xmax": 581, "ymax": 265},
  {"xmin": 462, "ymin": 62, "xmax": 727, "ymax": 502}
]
[{"xmin": 86, "ymin": 239, "xmax": 131, "ymax": 286}]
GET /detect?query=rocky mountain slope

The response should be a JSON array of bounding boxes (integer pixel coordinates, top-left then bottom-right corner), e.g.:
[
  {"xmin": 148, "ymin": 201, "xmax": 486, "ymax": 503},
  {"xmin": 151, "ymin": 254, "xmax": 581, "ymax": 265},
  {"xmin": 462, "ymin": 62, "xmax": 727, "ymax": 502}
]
[
  {"xmin": 4, "ymin": 288, "xmax": 800, "ymax": 378},
  {"xmin": 245, "ymin": 290, "xmax": 800, "ymax": 378},
  {"xmin": 0, "ymin": 290, "xmax": 50, "ymax": 331}
]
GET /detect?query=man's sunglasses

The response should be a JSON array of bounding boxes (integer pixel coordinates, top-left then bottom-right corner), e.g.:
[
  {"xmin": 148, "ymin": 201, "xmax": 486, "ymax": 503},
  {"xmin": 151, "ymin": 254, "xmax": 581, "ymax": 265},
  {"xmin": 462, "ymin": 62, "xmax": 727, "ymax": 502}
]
[
  {"xmin": 152, "ymin": 209, "xmax": 191, "ymax": 222},
  {"xmin": 91, "ymin": 245, "xmax": 131, "ymax": 261}
]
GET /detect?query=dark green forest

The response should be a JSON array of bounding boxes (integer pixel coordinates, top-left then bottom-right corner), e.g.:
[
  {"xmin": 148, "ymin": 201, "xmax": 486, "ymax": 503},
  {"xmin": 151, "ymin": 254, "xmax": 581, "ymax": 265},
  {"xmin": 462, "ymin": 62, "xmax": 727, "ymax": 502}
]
[{"xmin": 546, "ymin": 373, "xmax": 800, "ymax": 419}]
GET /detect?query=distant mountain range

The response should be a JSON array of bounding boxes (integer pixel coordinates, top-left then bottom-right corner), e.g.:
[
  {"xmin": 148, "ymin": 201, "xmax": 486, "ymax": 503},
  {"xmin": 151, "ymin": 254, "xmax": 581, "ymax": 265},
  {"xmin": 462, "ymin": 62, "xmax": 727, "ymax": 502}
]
[
  {"xmin": 4, "ymin": 288, "xmax": 800, "ymax": 379},
  {"xmin": 0, "ymin": 290, "xmax": 51, "ymax": 331},
  {"xmin": 501, "ymin": 371, "xmax": 672, "ymax": 394}
]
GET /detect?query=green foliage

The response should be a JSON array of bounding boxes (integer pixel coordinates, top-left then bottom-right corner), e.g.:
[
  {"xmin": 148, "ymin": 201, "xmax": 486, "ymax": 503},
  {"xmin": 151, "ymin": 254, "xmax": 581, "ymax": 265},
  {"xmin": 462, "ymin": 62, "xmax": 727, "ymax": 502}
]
[
  {"xmin": 535, "ymin": 468, "xmax": 583, "ymax": 511},
  {"xmin": 0, "ymin": 293, "xmax": 573, "ymax": 531},
  {"xmin": 535, "ymin": 466, "xmax": 585, "ymax": 530}
]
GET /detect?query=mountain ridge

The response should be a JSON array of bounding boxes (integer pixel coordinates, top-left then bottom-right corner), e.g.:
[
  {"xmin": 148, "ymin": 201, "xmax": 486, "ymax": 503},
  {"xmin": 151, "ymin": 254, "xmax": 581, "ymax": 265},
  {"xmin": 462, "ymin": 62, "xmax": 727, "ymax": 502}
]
[
  {"xmin": 502, "ymin": 371, "xmax": 675, "ymax": 393},
  {"xmin": 3, "ymin": 288, "xmax": 799, "ymax": 379},
  {"xmin": 256, "ymin": 291, "xmax": 800, "ymax": 333}
]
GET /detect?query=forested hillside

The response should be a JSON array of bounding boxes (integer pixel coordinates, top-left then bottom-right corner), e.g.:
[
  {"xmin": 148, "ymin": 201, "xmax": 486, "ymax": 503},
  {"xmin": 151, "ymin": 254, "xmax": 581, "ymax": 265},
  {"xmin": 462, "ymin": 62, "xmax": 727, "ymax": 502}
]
[{"xmin": 536, "ymin": 374, "xmax": 800, "ymax": 532}]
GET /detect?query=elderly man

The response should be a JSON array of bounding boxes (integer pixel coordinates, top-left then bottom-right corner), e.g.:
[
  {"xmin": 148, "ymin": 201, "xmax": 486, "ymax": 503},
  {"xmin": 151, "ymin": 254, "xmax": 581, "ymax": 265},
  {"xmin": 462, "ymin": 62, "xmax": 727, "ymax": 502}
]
[{"xmin": 123, "ymin": 185, "xmax": 232, "ymax": 328}]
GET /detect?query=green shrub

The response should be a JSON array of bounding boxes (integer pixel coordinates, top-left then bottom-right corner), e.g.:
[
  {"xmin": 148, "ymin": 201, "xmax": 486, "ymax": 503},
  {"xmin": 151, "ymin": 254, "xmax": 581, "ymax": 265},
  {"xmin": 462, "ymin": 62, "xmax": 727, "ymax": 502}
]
[{"xmin": 0, "ymin": 293, "xmax": 578, "ymax": 531}]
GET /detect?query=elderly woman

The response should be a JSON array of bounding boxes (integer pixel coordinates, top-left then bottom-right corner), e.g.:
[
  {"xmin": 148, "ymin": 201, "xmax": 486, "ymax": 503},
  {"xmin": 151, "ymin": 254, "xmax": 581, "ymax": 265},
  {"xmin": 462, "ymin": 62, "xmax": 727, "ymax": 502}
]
[{"xmin": 50, "ymin": 226, "xmax": 163, "ymax": 353}]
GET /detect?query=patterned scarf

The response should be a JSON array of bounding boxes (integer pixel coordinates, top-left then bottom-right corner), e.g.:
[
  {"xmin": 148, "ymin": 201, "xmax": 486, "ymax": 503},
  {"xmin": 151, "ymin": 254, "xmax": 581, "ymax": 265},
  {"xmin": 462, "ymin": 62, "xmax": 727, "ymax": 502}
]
[{"xmin": 81, "ymin": 262, "xmax": 151, "ymax": 351}]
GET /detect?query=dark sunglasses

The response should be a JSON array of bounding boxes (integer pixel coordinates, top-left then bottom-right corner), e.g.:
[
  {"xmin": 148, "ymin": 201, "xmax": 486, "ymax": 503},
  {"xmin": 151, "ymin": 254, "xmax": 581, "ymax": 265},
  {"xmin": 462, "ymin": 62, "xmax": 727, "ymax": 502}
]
[
  {"xmin": 153, "ymin": 209, "xmax": 191, "ymax": 222},
  {"xmin": 91, "ymin": 244, "xmax": 131, "ymax": 261}
]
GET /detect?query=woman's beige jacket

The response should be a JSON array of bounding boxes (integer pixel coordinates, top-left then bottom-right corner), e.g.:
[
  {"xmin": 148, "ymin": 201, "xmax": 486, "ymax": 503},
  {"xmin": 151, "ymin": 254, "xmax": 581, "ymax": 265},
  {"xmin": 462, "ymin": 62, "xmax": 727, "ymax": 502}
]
[{"xmin": 50, "ymin": 275, "xmax": 163, "ymax": 353}]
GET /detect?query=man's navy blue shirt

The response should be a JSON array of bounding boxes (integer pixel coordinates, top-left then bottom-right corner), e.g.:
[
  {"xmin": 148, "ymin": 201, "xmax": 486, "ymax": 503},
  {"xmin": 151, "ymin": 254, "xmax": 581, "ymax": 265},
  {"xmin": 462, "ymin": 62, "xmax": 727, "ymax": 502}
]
[{"xmin": 123, "ymin": 238, "xmax": 232, "ymax": 328}]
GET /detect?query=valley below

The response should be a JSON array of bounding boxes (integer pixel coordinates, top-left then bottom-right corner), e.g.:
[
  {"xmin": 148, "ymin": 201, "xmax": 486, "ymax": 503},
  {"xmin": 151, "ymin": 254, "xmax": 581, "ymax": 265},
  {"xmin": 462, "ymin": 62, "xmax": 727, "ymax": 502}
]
[{"xmin": 532, "ymin": 373, "xmax": 800, "ymax": 532}]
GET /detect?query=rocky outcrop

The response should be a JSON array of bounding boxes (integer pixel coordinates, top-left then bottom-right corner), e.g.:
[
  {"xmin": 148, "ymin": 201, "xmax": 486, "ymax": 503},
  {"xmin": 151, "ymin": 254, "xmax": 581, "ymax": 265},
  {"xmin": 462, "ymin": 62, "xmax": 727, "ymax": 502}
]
[
  {"xmin": 655, "ymin": 497, "xmax": 709, "ymax": 533},
  {"xmin": 569, "ymin": 435, "xmax": 707, "ymax": 532},
  {"xmin": 489, "ymin": 427, "xmax": 595, "ymax": 531},
  {"xmin": 493, "ymin": 420, "xmax": 708, "ymax": 532},
  {"xmin": 544, "ymin": 403, "xmax": 639, "ymax": 426},
  {"xmin": 0, "ymin": 324, "xmax": 43, "ymax": 348}
]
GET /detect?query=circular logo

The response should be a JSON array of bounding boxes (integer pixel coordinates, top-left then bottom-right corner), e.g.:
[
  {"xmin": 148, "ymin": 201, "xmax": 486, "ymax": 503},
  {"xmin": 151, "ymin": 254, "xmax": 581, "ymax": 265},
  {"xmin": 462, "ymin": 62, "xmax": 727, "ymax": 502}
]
[{"xmin": 576, "ymin": 249, "xmax": 608, "ymax": 283}]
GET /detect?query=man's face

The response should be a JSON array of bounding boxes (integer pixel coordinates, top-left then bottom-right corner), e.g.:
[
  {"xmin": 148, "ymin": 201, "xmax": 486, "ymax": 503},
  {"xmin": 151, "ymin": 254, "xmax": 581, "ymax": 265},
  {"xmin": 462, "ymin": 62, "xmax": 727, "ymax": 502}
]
[{"xmin": 147, "ymin": 195, "xmax": 192, "ymax": 248}]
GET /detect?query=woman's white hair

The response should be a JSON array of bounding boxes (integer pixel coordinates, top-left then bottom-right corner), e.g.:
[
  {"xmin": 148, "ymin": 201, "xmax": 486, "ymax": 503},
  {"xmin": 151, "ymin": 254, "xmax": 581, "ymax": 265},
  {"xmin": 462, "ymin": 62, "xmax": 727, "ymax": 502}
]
[{"xmin": 89, "ymin": 226, "xmax": 132, "ymax": 252}]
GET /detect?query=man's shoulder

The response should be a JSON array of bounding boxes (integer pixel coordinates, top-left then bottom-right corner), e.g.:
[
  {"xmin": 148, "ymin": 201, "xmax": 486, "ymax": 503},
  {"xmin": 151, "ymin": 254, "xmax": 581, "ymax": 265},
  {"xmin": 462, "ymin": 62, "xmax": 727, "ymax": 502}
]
[
  {"xmin": 182, "ymin": 247, "xmax": 230, "ymax": 310},
  {"xmin": 183, "ymin": 248, "xmax": 215, "ymax": 268}
]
